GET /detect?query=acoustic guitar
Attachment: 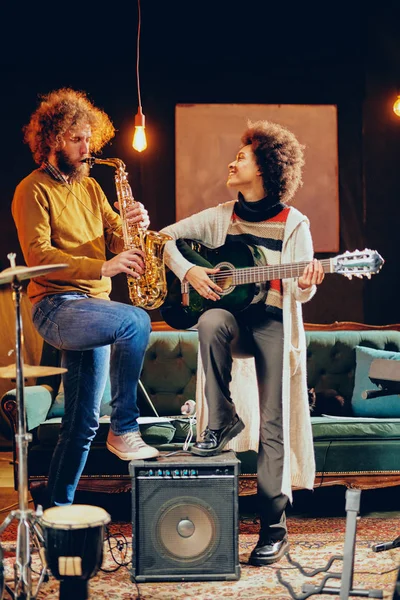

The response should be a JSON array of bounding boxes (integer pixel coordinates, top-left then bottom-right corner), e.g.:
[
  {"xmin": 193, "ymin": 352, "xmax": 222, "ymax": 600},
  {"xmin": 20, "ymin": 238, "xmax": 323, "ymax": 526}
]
[{"xmin": 160, "ymin": 239, "xmax": 384, "ymax": 330}]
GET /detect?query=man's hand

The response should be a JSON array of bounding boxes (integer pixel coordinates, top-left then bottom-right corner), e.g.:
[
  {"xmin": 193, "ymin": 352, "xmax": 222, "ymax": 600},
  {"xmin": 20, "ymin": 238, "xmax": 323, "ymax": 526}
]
[
  {"xmin": 101, "ymin": 248, "xmax": 145, "ymax": 278},
  {"xmin": 298, "ymin": 259, "xmax": 325, "ymax": 289},
  {"xmin": 185, "ymin": 266, "xmax": 223, "ymax": 300},
  {"xmin": 114, "ymin": 201, "xmax": 150, "ymax": 230}
]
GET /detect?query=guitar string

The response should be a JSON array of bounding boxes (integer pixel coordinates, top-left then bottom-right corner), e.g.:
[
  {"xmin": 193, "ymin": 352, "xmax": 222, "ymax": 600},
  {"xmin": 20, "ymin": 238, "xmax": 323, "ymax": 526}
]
[
  {"xmin": 182, "ymin": 257, "xmax": 375, "ymax": 291},
  {"xmin": 195, "ymin": 260, "xmax": 333, "ymax": 283}
]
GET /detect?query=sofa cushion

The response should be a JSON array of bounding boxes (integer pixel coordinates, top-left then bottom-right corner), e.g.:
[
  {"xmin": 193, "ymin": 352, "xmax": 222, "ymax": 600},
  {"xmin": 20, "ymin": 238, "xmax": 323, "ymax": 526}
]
[
  {"xmin": 47, "ymin": 378, "xmax": 112, "ymax": 419},
  {"xmin": 311, "ymin": 415, "xmax": 400, "ymax": 439},
  {"xmin": 351, "ymin": 346, "xmax": 400, "ymax": 417},
  {"xmin": 37, "ymin": 416, "xmax": 176, "ymax": 446},
  {"xmin": 170, "ymin": 417, "xmax": 197, "ymax": 442}
]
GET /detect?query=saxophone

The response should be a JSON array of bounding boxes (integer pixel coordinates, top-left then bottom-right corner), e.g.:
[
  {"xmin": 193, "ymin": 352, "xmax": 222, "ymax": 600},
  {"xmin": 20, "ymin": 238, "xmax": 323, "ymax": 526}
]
[{"xmin": 84, "ymin": 157, "xmax": 172, "ymax": 309}]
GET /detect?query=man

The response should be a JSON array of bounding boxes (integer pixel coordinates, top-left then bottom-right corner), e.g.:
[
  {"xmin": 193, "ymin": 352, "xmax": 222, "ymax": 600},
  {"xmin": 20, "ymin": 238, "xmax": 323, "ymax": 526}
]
[
  {"xmin": 161, "ymin": 120, "xmax": 324, "ymax": 566},
  {"xmin": 12, "ymin": 87, "xmax": 158, "ymax": 507}
]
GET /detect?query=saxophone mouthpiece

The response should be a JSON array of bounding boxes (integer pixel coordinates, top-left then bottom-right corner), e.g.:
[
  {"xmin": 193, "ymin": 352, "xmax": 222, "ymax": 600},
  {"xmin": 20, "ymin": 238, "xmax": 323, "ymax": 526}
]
[{"xmin": 82, "ymin": 157, "xmax": 95, "ymax": 167}]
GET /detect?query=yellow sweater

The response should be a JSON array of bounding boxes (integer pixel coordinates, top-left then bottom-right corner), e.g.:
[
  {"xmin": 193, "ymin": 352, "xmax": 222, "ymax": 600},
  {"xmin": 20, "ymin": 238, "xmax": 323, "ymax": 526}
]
[{"xmin": 12, "ymin": 169, "xmax": 125, "ymax": 304}]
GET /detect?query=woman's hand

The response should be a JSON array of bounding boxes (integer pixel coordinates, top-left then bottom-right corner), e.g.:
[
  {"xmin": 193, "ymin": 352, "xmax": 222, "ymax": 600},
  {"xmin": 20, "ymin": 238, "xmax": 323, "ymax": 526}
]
[
  {"xmin": 101, "ymin": 248, "xmax": 145, "ymax": 278},
  {"xmin": 185, "ymin": 266, "xmax": 223, "ymax": 300},
  {"xmin": 298, "ymin": 259, "xmax": 325, "ymax": 289},
  {"xmin": 114, "ymin": 201, "xmax": 150, "ymax": 230}
]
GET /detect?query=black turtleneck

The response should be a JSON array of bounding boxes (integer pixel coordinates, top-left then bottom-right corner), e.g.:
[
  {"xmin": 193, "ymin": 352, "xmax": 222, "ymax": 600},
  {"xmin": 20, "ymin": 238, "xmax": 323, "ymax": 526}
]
[{"xmin": 234, "ymin": 192, "xmax": 285, "ymax": 222}]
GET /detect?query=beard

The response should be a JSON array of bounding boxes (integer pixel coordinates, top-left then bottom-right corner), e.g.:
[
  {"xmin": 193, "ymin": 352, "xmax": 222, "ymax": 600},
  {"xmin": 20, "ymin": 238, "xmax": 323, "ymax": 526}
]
[{"xmin": 55, "ymin": 149, "xmax": 89, "ymax": 183}]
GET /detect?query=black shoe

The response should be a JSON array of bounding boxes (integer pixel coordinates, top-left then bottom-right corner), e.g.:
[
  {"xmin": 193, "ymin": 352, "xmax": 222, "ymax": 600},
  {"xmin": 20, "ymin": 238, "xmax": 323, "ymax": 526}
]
[
  {"xmin": 249, "ymin": 538, "xmax": 289, "ymax": 566},
  {"xmin": 191, "ymin": 414, "xmax": 245, "ymax": 456}
]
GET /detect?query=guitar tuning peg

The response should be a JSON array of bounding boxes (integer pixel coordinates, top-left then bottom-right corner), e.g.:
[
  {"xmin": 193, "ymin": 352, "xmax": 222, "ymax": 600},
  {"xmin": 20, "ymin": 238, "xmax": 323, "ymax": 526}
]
[
  {"xmin": 345, "ymin": 274, "xmax": 353, "ymax": 280},
  {"xmin": 366, "ymin": 273, "xmax": 371, "ymax": 279}
]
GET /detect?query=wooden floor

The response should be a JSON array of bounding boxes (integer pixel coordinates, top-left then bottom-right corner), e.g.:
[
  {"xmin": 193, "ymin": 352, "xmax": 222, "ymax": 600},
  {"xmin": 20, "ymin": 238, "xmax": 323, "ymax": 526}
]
[
  {"xmin": 0, "ymin": 451, "xmax": 26, "ymax": 515},
  {"xmin": 0, "ymin": 452, "xmax": 13, "ymax": 488}
]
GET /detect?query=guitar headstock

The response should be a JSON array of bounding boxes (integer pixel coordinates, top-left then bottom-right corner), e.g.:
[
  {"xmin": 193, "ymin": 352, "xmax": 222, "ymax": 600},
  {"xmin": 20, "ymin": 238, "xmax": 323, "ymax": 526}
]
[{"xmin": 333, "ymin": 249, "xmax": 384, "ymax": 279}]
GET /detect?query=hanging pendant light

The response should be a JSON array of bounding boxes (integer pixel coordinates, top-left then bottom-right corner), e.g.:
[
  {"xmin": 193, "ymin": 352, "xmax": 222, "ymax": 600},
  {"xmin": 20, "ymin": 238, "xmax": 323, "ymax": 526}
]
[
  {"xmin": 393, "ymin": 95, "xmax": 400, "ymax": 118},
  {"xmin": 132, "ymin": 0, "xmax": 147, "ymax": 152}
]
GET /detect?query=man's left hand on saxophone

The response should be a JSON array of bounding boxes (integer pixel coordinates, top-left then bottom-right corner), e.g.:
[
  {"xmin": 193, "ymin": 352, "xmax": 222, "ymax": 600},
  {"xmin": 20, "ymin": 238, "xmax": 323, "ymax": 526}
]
[{"xmin": 114, "ymin": 201, "xmax": 150, "ymax": 230}]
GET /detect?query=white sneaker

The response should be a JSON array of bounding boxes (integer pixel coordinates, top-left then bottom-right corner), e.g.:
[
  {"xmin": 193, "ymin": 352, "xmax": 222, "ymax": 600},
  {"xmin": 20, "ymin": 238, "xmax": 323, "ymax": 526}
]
[{"xmin": 106, "ymin": 430, "xmax": 159, "ymax": 460}]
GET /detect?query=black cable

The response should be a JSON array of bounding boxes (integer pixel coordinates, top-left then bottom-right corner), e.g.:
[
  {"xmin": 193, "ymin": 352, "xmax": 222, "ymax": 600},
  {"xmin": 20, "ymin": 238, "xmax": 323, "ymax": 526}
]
[
  {"xmin": 285, "ymin": 551, "xmax": 344, "ymax": 577},
  {"xmin": 100, "ymin": 526, "xmax": 143, "ymax": 599},
  {"xmin": 100, "ymin": 526, "xmax": 131, "ymax": 573},
  {"xmin": 277, "ymin": 568, "xmax": 342, "ymax": 600}
]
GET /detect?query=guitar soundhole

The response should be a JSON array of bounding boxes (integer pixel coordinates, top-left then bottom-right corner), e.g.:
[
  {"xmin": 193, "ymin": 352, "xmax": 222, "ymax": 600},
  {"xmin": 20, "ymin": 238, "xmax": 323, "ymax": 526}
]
[{"xmin": 211, "ymin": 263, "xmax": 235, "ymax": 295}]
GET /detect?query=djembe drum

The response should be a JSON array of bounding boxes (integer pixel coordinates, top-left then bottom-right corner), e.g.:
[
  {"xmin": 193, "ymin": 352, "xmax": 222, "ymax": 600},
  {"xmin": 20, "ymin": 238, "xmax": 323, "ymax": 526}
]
[{"xmin": 41, "ymin": 505, "xmax": 111, "ymax": 600}]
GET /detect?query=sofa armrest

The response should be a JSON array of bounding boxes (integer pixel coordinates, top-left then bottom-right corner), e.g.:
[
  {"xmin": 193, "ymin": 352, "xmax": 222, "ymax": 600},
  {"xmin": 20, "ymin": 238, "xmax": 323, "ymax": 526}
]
[
  {"xmin": 1, "ymin": 385, "xmax": 54, "ymax": 432},
  {"xmin": 1, "ymin": 385, "xmax": 55, "ymax": 491}
]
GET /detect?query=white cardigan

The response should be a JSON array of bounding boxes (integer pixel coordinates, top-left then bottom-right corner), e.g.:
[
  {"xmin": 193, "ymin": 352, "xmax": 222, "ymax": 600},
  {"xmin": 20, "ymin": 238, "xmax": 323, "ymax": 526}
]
[{"xmin": 161, "ymin": 201, "xmax": 316, "ymax": 501}]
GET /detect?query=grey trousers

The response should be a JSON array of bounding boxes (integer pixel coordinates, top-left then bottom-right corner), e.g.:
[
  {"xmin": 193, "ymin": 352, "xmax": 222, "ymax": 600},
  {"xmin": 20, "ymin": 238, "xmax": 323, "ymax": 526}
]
[{"xmin": 197, "ymin": 307, "xmax": 288, "ymax": 541}]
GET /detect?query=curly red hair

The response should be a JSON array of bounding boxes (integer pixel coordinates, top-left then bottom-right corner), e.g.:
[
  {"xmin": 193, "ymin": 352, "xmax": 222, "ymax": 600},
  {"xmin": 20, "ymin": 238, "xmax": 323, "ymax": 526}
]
[{"xmin": 23, "ymin": 88, "xmax": 115, "ymax": 164}]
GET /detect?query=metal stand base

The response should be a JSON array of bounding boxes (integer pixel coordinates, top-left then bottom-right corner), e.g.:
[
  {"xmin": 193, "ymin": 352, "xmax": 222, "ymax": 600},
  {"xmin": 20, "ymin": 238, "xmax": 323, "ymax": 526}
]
[
  {"xmin": 302, "ymin": 490, "xmax": 383, "ymax": 599},
  {"xmin": 277, "ymin": 489, "xmax": 383, "ymax": 600},
  {"xmin": 0, "ymin": 509, "xmax": 47, "ymax": 599}
]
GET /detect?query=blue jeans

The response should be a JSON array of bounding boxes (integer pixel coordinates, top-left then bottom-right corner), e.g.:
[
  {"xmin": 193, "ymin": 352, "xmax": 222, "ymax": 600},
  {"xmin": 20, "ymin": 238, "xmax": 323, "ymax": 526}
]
[{"xmin": 32, "ymin": 292, "xmax": 151, "ymax": 505}]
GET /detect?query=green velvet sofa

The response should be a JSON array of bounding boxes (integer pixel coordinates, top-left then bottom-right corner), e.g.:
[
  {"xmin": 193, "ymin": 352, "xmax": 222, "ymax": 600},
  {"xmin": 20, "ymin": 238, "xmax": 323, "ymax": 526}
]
[{"xmin": 2, "ymin": 321, "xmax": 400, "ymax": 503}]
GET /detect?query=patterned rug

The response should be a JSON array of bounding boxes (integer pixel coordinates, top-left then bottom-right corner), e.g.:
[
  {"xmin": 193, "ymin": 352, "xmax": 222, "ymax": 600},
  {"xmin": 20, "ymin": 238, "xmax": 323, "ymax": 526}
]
[{"xmin": 1, "ymin": 517, "xmax": 399, "ymax": 599}]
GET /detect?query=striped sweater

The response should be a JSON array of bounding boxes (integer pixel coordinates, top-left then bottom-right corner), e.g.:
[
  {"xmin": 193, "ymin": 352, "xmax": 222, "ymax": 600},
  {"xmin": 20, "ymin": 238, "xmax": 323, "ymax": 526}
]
[{"xmin": 226, "ymin": 206, "xmax": 290, "ymax": 317}]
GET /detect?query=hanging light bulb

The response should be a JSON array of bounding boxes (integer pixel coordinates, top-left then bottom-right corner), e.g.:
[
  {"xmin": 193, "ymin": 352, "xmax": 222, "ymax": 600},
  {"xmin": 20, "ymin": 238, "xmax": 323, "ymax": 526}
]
[
  {"xmin": 132, "ymin": 0, "xmax": 147, "ymax": 152},
  {"xmin": 393, "ymin": 95, "xmax": 400, "ymax": 117},
  {"xmin": 133, "ymin": 106, "xmax": 147, "ymax": 152}
]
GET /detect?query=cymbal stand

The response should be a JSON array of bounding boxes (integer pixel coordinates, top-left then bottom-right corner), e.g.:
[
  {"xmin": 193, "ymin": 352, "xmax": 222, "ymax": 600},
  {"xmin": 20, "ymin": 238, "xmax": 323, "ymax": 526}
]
[{"xmin": 0, "ymin": 254, "xmax": 47, "ymax": 599}]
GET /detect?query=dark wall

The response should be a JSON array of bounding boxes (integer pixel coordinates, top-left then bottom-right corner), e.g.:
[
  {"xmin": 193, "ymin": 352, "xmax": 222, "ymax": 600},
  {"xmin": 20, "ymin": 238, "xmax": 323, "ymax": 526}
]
[
  {"xmin": 363, "ymin": 10, "xmax": 400, "ymax": 324},
  {"xmin": 0, "ymin": 2, "xmax": 398, "ymax": 324}
]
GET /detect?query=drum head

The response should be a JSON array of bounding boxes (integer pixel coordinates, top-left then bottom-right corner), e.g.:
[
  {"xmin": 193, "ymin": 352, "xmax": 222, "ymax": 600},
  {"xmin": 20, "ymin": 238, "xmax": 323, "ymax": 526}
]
[{"xmin": 41, "ymin": 505, "xmax": 111, "ymax": 530}]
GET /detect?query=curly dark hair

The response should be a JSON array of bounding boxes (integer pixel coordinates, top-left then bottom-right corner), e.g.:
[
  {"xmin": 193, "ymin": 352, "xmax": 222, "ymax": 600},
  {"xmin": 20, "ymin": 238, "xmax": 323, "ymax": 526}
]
[
  {"xmin": 240, "ymin": 120, "xmax": 305, "ymax": 204},
  {"xmin": 23, "ymin": 88, "xmax": 116, "ymax": 165}
]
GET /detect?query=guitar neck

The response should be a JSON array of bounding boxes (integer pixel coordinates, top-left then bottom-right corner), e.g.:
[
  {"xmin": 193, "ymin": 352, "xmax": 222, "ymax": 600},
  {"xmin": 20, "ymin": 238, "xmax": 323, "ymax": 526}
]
[{"xmin": 232, "ymin": 259, "xmax": 334, "ymax": 285}]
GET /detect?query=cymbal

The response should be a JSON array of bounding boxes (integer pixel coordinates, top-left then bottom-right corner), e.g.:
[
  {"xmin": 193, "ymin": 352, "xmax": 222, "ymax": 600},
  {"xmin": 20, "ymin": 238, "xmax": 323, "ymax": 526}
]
[
  {"xmin": 0, "ymin": 263, "xmax": 69, "ymax": 285},
  {"xmin": 0, "ymin": 364, "xmax": 67, "ymax": 379}
]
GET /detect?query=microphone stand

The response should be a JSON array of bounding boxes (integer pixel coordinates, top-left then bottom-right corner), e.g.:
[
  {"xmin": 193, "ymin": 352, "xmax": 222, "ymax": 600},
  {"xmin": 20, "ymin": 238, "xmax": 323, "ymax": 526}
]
[{"xmin": 0, "ymin": 254, "xmax": 47, "ymax": 599}]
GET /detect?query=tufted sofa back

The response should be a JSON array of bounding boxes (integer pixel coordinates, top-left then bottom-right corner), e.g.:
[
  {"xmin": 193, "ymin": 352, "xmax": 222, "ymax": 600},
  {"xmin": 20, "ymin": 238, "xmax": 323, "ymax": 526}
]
[
  {"xmin": 36, "ymin": 323, "xmax": 400, "ymax": 420},
  {"xmin": 305, "ymin": 329, "xmax": 400, "ymax": 409},
  {"xmin": 140, "ymin": 331, "xmax": 199, "ymax": 416},
  {"xmin": 141, "ymin": 326, "xmax": 400, "ymax": 418}
]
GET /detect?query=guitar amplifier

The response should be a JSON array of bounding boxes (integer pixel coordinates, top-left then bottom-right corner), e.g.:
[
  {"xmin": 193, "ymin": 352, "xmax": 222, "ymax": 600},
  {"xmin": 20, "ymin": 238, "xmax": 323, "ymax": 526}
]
[{"xmin": 129, "ymin": 451, "xmax": 241, "ymax": 582}]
